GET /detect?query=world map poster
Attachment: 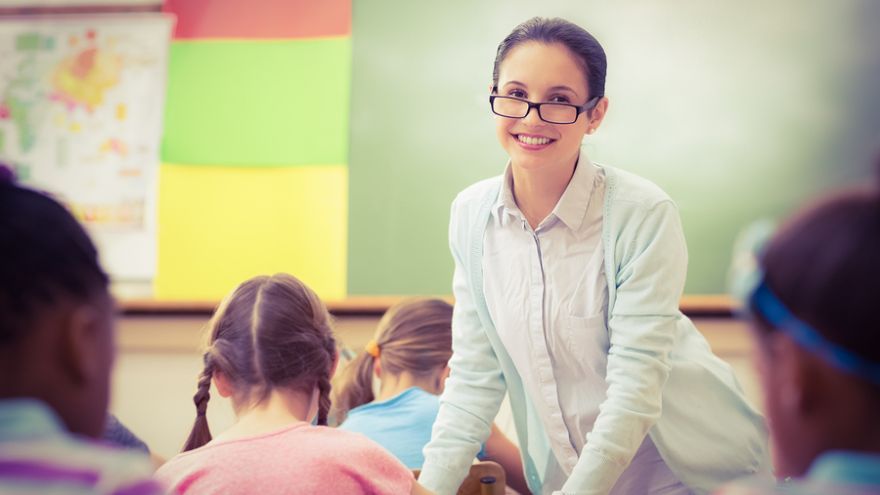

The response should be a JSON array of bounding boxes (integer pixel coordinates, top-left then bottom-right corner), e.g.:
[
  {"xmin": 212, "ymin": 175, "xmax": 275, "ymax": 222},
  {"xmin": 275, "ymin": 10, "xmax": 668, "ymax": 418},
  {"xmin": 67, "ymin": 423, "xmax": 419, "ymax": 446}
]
[{"xmin": 0, "ymin": 15, "xmax": 172, "ymax": 281}]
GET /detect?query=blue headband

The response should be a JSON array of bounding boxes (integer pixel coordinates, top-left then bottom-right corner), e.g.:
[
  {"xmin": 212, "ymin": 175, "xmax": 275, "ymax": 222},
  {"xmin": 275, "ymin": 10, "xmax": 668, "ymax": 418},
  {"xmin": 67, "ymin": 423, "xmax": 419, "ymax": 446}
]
[{"xmin": 749, "ymin": 277, "xmax": 880, "ymax": 386}]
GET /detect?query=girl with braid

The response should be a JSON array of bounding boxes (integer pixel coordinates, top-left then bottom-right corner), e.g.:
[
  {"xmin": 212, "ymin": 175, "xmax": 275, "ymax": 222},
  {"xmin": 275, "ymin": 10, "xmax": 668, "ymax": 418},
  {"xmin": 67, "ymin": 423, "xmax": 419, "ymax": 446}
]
[{"xmin": 155, "ymin": 273, "xmax": 432, "ymax": 495}]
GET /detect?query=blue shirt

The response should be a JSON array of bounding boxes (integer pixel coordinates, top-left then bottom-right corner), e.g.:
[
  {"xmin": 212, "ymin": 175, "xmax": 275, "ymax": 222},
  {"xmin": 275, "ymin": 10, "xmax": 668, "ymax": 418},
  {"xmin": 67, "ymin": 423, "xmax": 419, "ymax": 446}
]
[
  {"xmin": 340, "ymin": 387, "xmax": 440, "ymax": 469},
  {"xmin": 809, "ymin": 451, "xmax": 880, "ymax": 487},
  {"xmin": 340, "ymin": 387, "xmax": 486, "ymax": 469}
]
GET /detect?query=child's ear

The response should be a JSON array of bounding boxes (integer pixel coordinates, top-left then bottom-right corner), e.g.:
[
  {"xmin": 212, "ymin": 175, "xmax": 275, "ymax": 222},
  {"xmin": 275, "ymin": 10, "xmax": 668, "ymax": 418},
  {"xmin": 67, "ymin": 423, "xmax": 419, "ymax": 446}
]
[
  {"xmin": 771, "ymin": 333, "xmax": 818, "ymax": 416},
  {"xmin": 213, "ymin": 370, "xmax": 233, "ymax": 398},
  {"xmin": 435, "ymin": 366, "xmax": 451, "ymax": 394},
  {"xmin": 59, "ymin": 303, "xmax": 113, "ymax": 387},
  {"xmin": 330, "ymin": 349, "xmax": 340, "ymax": 377},
  {"xmin": 372, "ymin": 357, "xmax": 382, "ymax": 379}
]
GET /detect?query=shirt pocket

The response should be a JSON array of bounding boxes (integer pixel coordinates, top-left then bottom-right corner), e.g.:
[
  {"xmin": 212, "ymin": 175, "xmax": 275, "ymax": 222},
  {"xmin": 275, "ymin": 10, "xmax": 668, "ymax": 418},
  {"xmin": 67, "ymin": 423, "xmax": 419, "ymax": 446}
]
[{"xmin": 565, "ymin": 313, "xmax": 610, "ymax": 377}]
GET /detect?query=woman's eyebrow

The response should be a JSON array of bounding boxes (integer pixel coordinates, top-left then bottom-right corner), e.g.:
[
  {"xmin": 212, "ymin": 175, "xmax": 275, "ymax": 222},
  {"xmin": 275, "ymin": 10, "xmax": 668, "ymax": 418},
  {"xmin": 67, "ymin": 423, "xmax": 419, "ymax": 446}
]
[
  {"xmin": 502, "ymin": 81, "xmax": 581, "ymax": 98},
  {"xmin": 548, "ymin": 85, "xmax": 579, "ymax": 97}
]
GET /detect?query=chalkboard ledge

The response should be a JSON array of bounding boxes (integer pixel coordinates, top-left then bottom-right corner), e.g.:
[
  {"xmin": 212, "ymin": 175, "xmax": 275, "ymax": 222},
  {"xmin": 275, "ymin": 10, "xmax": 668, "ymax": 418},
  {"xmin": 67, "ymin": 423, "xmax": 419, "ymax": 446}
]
[{"xmin": 120, "ymin": 295, "xmax": 738, "ymax": 317}]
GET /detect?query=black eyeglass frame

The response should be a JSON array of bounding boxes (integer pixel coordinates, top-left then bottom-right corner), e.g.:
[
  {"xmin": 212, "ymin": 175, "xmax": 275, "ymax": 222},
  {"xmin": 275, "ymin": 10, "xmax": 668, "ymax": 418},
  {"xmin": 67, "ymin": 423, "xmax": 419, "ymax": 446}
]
[{"xmin": 489, "ymin": 91, "xmax": 600, "ymax": 125}]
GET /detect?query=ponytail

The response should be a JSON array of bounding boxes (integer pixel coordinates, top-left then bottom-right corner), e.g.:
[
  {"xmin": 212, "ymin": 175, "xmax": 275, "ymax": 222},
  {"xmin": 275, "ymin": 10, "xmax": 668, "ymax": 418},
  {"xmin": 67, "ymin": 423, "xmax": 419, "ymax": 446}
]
[
  {"xmin": 182, "ymin": 356, "xmax": 214, "ymax": 452},
  {"xmin": 331, "ymin": 298, "xmax": 453, "ymax": 424},
  {"xmin": 331, "ymin": 351, "xmax": 376, "ymax": 424}
]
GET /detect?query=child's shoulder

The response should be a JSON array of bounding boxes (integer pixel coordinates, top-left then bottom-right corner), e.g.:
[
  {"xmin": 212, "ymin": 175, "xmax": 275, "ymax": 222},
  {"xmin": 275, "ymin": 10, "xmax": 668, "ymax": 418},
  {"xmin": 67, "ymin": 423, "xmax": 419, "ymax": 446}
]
[
  {"xmin": 305, "ymin": 426, "xmax": 400, "ymax": 458},
  {"xmin": 11, "ymin": 434, "xmax": 159, "ymax": 493},
  {"xmin": 714, "ymin": 478, "xmax": 878, "ymax": 495},
  {"xmin": 310, "ymin": 424, "xmax": 383, "ymax": 444}
]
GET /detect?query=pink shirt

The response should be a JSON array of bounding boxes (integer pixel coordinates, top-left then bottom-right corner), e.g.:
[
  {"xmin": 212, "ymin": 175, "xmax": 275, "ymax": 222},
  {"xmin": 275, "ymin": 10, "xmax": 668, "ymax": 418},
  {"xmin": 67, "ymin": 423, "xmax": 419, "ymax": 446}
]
[{"xmin": 155, "ymin": 423, "xmax": 414, "ymax": 495}]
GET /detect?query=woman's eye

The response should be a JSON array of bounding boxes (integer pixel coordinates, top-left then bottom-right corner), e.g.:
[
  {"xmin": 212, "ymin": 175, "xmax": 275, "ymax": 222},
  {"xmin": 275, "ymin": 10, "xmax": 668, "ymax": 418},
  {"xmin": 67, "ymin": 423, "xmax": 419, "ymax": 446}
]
[
  {"xmin": 508, "ymin": 89, "xmax": 526, "ymax": 98},
  {"xmin": 550, "ymin": 95, "xmax": 571, "ymax": 103}
]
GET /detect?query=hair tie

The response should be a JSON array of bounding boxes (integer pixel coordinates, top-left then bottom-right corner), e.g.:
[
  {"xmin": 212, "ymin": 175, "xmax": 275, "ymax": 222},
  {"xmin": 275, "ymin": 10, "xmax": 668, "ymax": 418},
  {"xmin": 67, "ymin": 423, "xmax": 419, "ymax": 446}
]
[{"xmin": 365, "ymin": 340, "xmax": 381, "ymax": 358}]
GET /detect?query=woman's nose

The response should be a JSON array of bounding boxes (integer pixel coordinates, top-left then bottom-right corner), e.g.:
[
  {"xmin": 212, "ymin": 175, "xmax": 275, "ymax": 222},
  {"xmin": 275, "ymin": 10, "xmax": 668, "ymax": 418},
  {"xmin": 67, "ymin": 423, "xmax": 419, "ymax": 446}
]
[{"xmin": 522, "ymin": 105, "xmax": 544, "ymax": 125}]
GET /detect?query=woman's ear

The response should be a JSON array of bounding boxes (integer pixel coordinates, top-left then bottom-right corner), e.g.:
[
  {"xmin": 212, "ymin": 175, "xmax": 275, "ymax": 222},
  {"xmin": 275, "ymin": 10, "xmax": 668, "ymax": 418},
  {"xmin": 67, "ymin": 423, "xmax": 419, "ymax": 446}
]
[
  {"xmin": 213, "ymin": 370, "xmax": 233, "ymax": 398},
  {"xmin": 585, "ymin": 96, "xmax": 609, "ymax": 135}
]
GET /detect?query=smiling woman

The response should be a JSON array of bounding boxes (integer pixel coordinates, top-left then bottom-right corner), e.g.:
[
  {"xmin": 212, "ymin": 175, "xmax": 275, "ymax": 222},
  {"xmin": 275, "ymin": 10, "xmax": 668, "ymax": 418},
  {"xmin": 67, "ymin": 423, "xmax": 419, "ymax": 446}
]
[
  {"xmin": 416, "ymin": 17, "xmax": 770, "ymax": 495},
  {"xmin": 490, "ymin": 39, "xmax": 607, "ymax": 227}
]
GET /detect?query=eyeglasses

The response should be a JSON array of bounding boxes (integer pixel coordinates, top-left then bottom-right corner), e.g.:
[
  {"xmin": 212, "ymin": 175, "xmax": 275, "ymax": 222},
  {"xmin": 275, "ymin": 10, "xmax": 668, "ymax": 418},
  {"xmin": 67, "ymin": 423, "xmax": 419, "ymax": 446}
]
[{"xmin": 489, "ymin": 93, "xmax": 599, "ymax": 125}]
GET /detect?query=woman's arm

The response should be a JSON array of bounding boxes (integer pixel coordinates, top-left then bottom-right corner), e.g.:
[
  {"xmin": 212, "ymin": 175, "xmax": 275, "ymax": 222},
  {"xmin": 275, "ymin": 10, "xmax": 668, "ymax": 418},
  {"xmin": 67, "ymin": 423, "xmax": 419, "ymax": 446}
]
[
  {"xmin": 411, "ymin": 480, "xmax": 436, "ymax": 495},
  {"xmin": 419, "ymin": 195, "xmax": 509, "ymax": 495},
  {"xmin": 482, "ymin": 423, "xmax": 529, "ymax": 495},
  {"xmin": 561, "ymin": 199, "xmax": 687, "ymax": 494}
]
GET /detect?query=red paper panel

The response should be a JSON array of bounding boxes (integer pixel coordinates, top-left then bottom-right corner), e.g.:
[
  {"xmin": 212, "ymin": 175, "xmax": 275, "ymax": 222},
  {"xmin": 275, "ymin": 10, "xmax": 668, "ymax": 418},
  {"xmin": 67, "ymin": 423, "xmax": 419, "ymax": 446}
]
[{"xmin": 164, "ymin": 0, "xmax": 350, "ymax": 39}]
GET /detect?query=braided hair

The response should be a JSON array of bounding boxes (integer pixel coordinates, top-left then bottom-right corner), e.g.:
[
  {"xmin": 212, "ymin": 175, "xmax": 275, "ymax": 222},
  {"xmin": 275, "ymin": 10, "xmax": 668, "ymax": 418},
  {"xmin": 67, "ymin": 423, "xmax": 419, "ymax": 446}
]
[{"xmin": 182, "ymin": 273, "xmax": 336, "ymax": 451}]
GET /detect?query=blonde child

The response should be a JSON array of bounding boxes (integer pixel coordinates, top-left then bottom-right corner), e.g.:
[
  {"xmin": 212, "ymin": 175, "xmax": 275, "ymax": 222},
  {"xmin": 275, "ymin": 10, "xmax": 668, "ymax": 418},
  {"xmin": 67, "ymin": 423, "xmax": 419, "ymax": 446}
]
[{"xmin": 333, "ymin": 298, "xmax": 529, "ymax": 493}]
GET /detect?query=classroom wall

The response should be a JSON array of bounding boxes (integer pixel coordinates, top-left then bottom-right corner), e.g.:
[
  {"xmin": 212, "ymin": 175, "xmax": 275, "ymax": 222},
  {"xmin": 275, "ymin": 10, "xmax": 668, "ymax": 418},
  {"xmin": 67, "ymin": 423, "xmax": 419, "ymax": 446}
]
[{"xmin": 111, "ymin": 313, "xmax": 761, "ymax": 460}]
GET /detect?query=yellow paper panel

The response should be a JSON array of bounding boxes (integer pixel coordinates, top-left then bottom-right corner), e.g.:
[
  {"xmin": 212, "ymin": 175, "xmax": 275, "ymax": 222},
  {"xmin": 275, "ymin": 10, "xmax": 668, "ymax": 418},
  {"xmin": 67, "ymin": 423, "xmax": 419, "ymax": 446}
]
[{"xmin": 156, "ymin": 164, "xmax": 347, "ymax": 300}]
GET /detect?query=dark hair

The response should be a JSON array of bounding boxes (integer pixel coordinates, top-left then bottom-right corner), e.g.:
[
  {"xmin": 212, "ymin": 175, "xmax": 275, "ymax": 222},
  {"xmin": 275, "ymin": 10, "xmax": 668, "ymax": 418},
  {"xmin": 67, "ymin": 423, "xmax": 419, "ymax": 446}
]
[
  {"xmin": 0, "ymin": 181, "xmax": 109, "ymax": 345},
  {"xmin": 332, "ymin": 298, "xmax": 453, "ymax": 423},
  {"xmin": 492, "ymin": 17, "xmax": 607, "ymax": 100},
  {"xmin": 754, "ymin": 185, "xmax": 880, "ymax": 387},
  {"xmin": 182, "ymin": 273, "xmax": 337, "ymax": 451}
]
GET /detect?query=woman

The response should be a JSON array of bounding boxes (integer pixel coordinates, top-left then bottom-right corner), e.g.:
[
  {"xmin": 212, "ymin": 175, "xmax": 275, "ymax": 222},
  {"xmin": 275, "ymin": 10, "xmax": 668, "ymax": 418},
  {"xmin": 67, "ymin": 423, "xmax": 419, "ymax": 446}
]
[{"xmin": 418, "ymin": 17, "xmax": 768, "ymax": 495}]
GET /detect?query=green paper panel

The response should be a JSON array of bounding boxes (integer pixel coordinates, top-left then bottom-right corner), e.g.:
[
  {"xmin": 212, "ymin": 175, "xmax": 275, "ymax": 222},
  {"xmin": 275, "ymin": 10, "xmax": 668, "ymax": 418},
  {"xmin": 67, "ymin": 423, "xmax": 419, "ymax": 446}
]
[{"xmin": 162, "ymin": 38, "xmax": 350, "ymax": 166}]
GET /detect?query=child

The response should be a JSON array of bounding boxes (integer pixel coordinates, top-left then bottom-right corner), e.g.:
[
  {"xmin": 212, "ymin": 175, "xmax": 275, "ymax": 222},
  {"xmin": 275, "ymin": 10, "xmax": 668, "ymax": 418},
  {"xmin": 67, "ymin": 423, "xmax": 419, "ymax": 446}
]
[
  {"xmin": 332, "ymin": 298, "xmax": 529, "ymax": 494},
  {"xmin": 0, "ymin": 177, "xmax": 162, "ymax": 493},
  {"xmin": 418, "ymin": 17, "xmax": 769, "ymax": 495},
  {"xmin": 154, "ymin": 273, "xmax": 432, "ymax": 495},
  {"xmin": 716, "ymin": 182, "xmax": 880, "ymax": 494}
]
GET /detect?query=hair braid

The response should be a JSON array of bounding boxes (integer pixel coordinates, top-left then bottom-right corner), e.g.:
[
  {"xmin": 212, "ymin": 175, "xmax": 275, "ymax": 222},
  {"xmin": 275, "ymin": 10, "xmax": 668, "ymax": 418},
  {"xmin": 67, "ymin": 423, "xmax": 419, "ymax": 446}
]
[
  {"xmin": 316, "ymin": 375, "xmax": 331, "ymax": 426},
  {"xmin": 182, "ymin": 355, "xmax": 214, "ymax": 451}
]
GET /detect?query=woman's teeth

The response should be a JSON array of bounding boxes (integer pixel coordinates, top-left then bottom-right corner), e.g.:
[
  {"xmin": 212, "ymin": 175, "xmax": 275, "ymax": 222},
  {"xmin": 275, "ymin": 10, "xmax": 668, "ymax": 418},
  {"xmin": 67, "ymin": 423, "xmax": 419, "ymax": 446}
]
[{"xmin": 517, "ymin": 135, "xmax": 551, "ymax": 145}]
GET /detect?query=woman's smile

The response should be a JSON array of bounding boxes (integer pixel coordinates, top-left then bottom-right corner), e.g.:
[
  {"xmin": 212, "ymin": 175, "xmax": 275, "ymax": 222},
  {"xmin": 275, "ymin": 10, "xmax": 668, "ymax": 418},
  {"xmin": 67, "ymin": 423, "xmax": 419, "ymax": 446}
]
[{"xmin": 513, "ymin": 132, "xmax": 556, "ymax": 150}]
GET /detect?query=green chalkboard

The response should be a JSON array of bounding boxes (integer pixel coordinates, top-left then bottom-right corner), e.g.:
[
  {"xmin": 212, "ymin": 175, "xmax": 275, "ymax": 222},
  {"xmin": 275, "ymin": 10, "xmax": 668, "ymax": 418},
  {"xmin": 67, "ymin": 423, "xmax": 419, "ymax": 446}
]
[{"xmin": 348, "ymin": 0, "xmax": 880, "ymax": 295}]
